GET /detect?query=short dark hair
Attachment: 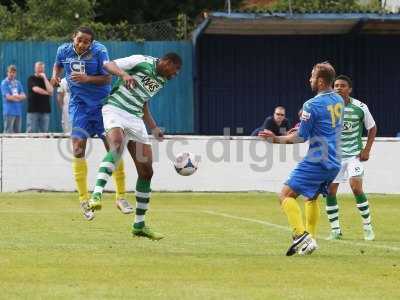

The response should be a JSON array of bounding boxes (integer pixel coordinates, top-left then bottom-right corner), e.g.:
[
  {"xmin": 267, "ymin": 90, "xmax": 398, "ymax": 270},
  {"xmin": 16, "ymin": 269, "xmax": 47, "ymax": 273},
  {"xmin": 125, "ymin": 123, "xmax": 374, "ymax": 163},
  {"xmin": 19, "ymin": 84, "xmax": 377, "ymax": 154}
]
[
  {"xmin": 74, "ymin": 26, "xmax": 95, "ymax": 41},
  {"xmin": 162, "ymin": 52, "xmax": 182, "ymax": 66},
  {"xmin": 313, "ymin": 61, "xmax": 336, "ymax": 86},
  {"xmin": 335, "ymin": 75, "xmax": 353, "ymax": 88},
  {"xmin": 275, "ymin": 105, "xmax": 286, "ymax": 112}
]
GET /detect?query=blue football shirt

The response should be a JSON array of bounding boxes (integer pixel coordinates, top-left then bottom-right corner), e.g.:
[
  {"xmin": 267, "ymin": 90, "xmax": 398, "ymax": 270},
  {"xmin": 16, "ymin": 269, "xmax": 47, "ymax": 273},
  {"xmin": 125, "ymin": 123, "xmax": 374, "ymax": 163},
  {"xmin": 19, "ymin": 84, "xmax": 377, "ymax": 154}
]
[
  {"xmin": 1, "ymin": 78, "xmax": 24, "ymax": 116},
  {"xmin": 55, "ymin": 41, "xmax": 111, "ymax": 108},
  {"xmin": 298, "ymin": 91, "xmax": 344, "ymax": 170}
]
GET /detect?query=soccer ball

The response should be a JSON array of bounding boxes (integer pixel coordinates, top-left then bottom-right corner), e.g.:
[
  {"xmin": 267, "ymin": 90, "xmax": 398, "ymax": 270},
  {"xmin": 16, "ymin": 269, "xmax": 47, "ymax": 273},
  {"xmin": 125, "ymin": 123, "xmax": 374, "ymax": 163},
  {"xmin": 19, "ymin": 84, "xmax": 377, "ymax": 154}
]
[{"xmin": 173, "ymin": 152, "xmax": 198, "ymax": 176}]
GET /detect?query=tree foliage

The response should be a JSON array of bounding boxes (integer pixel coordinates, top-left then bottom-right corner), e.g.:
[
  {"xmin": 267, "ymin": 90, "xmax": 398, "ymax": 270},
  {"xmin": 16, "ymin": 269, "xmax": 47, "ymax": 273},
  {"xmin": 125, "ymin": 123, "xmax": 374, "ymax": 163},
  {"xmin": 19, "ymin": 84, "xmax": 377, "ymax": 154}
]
[
  {"xmin": 0, "ymin": 0, "xmax": 229, "ymax": 41},
  {"xmin": 0, "ymin": 0, "xmax": 387, "ymax": 41},
  {"xmin": 93, "ymin": 0, "xmax": 242, "ymax": 24},
  {"xmin": 0, "ymin": 0, "xmax": 94, "ymax": 40}
]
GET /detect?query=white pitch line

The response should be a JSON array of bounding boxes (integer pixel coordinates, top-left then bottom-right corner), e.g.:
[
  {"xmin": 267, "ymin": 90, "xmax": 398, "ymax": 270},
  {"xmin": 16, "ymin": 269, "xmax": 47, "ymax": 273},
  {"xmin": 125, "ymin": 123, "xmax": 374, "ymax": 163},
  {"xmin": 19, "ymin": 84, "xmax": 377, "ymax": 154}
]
[
  {"xmin": 201, "ymin": 210, "xmax": 400, "ymax": 252},
  {"xmin": 202, "ymin": 210, "xmax": 290, "ymax": 231},
  {"xmin": 332, "ymin": 239, "xmax": 400, "ymax": 252}
]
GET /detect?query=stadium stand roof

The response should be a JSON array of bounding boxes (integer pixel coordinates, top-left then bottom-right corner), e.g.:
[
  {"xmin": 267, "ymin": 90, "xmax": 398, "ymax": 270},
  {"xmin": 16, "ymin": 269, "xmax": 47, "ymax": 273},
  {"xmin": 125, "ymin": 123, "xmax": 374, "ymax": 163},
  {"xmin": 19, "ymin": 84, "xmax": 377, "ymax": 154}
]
[{"xmin": 200, "ymin": 11, "xmax": 400, "ymax": 35}]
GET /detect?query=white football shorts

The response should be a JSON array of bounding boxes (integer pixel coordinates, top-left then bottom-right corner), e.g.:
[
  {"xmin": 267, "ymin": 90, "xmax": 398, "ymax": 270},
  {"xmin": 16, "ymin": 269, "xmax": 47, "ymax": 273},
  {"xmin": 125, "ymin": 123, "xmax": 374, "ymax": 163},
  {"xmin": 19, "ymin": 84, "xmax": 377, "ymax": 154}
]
[
  {"xmin": 333, "ymin": 156, "xmax": 364, "ymax": 183},
  {"xmin": 102, "ymin": 104, "xmax": 150, "ymax": 145}
]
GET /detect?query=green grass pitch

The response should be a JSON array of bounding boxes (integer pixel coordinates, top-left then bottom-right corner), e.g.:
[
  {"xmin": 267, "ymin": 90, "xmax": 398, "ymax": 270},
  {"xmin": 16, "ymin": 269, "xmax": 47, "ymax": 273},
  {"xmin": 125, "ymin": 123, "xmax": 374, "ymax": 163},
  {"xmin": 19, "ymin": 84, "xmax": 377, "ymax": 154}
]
[{"xmin": 1, "ymin": 192, "xmax": 399, "ymax": 299}]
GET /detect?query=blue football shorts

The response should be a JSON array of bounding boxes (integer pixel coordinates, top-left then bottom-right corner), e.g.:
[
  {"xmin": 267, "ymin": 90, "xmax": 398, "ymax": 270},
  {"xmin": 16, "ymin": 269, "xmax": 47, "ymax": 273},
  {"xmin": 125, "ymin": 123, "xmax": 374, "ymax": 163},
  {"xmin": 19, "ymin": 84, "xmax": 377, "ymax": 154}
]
[
  {"xmin": 285, "ymin": 161, "xmax": 340, "ymax": 199},
  {"xmin": 69, "ymin": 103, "xmax": 105, "ymax": 139}
]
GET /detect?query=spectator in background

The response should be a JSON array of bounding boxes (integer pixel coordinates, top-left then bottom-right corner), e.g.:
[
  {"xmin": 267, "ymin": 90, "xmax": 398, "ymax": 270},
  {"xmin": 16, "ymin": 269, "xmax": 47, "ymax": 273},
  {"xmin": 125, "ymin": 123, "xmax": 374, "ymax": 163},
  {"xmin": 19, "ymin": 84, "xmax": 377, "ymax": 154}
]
[
  {"xmin": 27, "ymin": 61, "xmax": 53, "ymax": 133},
  {"xmin": 1, "ymin": 65, "xmax": 26, "ymax": 133},
  {"xmin": 252, "ymin": 105, "xmax": 290, "ymax": 136},
  {"xmin": 57, "ymin": 77, "xmax": 71, "ymax": 132}
]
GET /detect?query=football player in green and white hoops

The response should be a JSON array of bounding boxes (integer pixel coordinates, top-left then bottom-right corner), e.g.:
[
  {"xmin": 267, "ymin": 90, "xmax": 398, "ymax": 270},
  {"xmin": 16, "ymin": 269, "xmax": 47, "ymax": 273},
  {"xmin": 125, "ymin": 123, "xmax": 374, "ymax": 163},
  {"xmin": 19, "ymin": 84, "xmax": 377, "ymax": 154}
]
[
  {"xmin": 325, "ymin": 75, "xmax": 377, "ymax": 241},
  {"xmin": 88, "ymin": 53, "xmax": 182, "ymax": 240}
]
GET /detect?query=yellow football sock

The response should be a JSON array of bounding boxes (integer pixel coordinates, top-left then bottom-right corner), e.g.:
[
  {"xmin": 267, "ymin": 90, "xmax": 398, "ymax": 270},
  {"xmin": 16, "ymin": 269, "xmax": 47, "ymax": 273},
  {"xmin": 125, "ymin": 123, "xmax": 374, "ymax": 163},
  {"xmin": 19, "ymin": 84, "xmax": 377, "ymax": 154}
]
[
  {"xmin": 72, "ymin": 158, "xmax": 89, "ymax": 202},
  {"xmin": 112, "ymin": 159, "xmax": 126, "ymax": 200},
  {"xmin": 282, "ymin": 197, "xmax": 305, "ymax": 236},
  {"xmin": 305, "ymin": 199, "xmax": 320, "ymax": 238}
]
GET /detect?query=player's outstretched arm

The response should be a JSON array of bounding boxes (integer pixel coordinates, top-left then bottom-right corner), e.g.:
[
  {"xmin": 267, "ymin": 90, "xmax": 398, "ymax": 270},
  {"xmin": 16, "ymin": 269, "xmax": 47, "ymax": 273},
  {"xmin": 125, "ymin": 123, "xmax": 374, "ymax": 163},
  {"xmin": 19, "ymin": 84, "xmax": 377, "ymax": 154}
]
[
  {"xmin": 143, "ymin": 103, "xmax": 164, "ymax": 141},
  {"xmin": 103, "ymin": 61, "xmax": 135, "ymax": 89},
  {"xmin": 51, "ymin": 64, "xmax": 63, "ymax": 87},
  {"xmin": 258, "ymin": 130, "xmax": 304, "ymax": 144}
]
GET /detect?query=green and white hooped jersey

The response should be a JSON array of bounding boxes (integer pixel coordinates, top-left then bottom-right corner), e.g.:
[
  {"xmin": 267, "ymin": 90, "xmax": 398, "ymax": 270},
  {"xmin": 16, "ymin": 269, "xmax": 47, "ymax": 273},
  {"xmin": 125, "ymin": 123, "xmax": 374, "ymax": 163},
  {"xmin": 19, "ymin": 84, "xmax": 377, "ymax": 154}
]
[
  {"xmin": 341, "ymin": 97, "xmax": 375, "ymax": 158},
  {"xmin": 104, "ymin": 55, "xmax": 166, "ymax": 118}
]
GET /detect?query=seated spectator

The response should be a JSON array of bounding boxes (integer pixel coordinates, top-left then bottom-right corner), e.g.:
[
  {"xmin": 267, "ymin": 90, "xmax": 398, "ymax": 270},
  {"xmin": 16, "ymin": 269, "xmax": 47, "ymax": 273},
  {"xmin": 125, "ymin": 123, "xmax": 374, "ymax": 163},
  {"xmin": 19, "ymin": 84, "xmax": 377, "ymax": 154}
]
[
  {"xmin": 1, "ymin": 65, "xmax": 26, "ymax": 133},
  {"xmin": 252, "ymin": 106, "xmax": 290, "ymax": 136}
]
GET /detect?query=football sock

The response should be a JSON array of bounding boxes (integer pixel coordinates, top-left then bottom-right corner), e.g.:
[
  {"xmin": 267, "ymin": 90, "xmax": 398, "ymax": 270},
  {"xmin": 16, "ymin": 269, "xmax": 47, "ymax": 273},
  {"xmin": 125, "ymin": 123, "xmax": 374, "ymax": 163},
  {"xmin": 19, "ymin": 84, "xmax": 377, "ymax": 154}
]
[
  {"xmin": 134, "ymin": 178, "xmax": 151, "ymax": 229},
  {"xmin": 305, "ymin": 200, "xmax": 320, "ymax": 238},
  {"xmin": 355, "ymin": 193, "xmax": 372, "ymax": 230},
  {"xmin": 326, "ymin": 195, "xmax": 341, "ymax": 232},
  {"xmin": 282, "ymin": 197, "xmax": 305, "ymax": 237},
  {"xmin": 92, "ymin": 151, "xmax": 120, "ymax": 200},
  {"xmin": 112, "ymin": 159, "xmax": 126, "ymax": 200},
  {"xmin": 72, "ymin": 158, "xmax": 89, "ymax": 202}
]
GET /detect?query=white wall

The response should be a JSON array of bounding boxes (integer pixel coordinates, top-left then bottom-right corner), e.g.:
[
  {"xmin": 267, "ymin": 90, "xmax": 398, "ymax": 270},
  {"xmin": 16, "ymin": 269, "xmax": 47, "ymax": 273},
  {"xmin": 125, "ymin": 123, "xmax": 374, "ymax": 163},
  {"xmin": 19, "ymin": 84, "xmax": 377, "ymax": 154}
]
[{"xmin": 1, "ymin": 136, "xmax": 399, "ymax": 194}]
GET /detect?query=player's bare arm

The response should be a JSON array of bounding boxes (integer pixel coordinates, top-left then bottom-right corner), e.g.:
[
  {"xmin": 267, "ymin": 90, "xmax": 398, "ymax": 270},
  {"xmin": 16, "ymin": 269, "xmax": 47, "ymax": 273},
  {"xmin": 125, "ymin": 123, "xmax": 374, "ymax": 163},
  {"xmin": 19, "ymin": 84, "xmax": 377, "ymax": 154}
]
[
  {"xmin": 287, "ymin": 127, "xmax": 299, "ymax": 135},
  {"xmin": 103, "ymin": 61, "xmax": 135, "ymax": 89},
  {"xmin": 360, "ymin": 125, "xmax": 377, "ymax": 161},
  {"xmin": 143, "ymin": 102, "xmax": 164, "ymax": 141},
  {"xmin": 258, "ymin": 129, "xmax": 303, "ymax": 144},
  {"xmin": 51, "ymin": 64, "xmax": 63, "ymax": 87}
]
